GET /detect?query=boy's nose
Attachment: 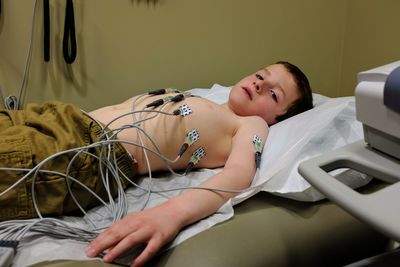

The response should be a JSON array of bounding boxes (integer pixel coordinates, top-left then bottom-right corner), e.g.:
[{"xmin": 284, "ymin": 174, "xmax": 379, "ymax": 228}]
[{"xmin": 253, "ymin": 81, "xmax": 263, "ymax": 93}]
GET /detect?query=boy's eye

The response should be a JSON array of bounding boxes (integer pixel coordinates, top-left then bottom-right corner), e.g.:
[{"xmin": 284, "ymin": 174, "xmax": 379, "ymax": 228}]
[
  {"xmin": 255, "ymin": 74, "xmax": 264, "ymax": 80},
  {"xmin": 270, "ymin": 90, "xmax": 278, "ymax": 102}
]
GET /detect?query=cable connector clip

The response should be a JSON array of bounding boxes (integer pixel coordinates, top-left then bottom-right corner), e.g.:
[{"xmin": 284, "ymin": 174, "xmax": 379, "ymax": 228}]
[
  {"xmin": 0, "ymin": 240, "xmax": 19, "ymax": 267},
  {"xmin": 147, "ymin": 88, "xmax": 180, "ymax": 95},
  {"xmin": 178, "ymin": 129, "xmax": 200, "ymax": 156},
  {"xmin": 253, "ymin": 135, "xmax": 263, "ymax": 169},
  {"xmin": 145, "ymin": 98, "xmax": 165, "ymax": 108},
  {"xmin": 184, "ymin": 147, "xmax": 206, "ymax": 174},
  {"xmin": 162, "ymin": 93, "xmax": 185, "ymax": 103},
  {"xmin": 171, "ymin": 93, "xmax": 186, "ymax": 102},
  {"xmin": 173, "ymin": 104, "xmax": 192, "ymax": 117}
]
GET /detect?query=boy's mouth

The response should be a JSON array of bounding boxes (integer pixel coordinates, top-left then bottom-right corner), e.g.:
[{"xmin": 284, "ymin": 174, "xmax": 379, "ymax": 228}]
[{"xmin": 242, "ymin": 87, "xmax": 252, "ymax": 100}]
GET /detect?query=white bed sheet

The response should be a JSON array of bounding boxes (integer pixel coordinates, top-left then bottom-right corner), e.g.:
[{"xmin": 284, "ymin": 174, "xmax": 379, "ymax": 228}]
[{"xmin": 13, "ymin": 84, "xmax": 370, "ymax": 266}]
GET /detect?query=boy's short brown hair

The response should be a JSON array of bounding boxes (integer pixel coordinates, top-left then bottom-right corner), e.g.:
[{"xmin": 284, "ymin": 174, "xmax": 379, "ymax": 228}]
[{"xmin": 275, "ymin": 61, "xmax": 313, "ymax": 122}]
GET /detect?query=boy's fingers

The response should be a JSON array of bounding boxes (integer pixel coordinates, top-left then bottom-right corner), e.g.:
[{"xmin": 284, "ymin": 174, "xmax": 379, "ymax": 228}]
[
  {"xmin": 132, "ymin": 236, "xmax": 163, "ymax": 267},
  {"xmin": 86, "ymin": 221, "xmax": 139, "ymax": 257},
  {"xmin": 102, "ymin": 229, "xmax": 149, "ymax": 263}
]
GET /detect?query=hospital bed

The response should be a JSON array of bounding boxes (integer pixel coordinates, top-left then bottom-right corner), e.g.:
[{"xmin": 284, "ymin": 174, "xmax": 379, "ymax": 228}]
[
  {"xmin": 30, "ymin": 186, "xmax": 388, "ymax": 267},
  {"xmin": 9, "ymin": 81, "xmax": 390, "ymax": 267}
]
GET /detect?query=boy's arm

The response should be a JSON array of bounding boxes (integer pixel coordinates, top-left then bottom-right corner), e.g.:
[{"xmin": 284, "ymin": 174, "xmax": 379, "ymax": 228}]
[
  {"xmin": 170, "ymin": 116, "xmax": 268, "ymax": 226},
  {"xmin": 86, "ymin": 116, "xmax": 268, "ymax": 267}
]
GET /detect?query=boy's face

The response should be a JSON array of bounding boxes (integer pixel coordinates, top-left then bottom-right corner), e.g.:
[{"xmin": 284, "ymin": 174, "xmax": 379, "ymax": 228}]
[{"xmin": 228, "ymin": 64, "xmax": 300, "ymax": 125}]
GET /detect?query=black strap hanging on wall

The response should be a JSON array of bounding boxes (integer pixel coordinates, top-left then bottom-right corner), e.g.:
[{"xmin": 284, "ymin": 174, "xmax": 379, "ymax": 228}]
[
  {"xmin": 63, "ymin": 0, "xmax": 77, "ymax": 64},
  {"xmin": 43, "ymin": 0, "xmax": 50, "ymax": 62}
]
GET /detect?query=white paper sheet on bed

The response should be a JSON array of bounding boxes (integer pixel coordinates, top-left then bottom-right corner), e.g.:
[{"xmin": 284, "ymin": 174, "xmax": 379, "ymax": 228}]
[{"xmin": 14, "ymin": 84, "xmax": 371, "ymax": 266}]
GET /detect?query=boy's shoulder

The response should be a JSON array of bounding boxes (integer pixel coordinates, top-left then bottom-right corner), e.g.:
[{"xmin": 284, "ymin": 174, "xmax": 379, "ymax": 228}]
[
  {"xmin": 231, "ymin": 115, "xmax": 269, "ymax": 147},
  {"xmin": 237, "ymin": 115, "xmax": 269, "ymax": 131}
]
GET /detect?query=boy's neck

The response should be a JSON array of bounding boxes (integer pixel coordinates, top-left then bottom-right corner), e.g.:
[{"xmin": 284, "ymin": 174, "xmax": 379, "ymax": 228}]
[{"xmin": 221, "ymin": 102, "xmax": 234, "ymax": 113}]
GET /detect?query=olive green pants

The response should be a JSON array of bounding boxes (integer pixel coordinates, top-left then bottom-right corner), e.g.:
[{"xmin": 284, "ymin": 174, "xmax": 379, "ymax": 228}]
[{"xmin": 0, "ymin": 101, "xmax": 135, "ymax": 221}]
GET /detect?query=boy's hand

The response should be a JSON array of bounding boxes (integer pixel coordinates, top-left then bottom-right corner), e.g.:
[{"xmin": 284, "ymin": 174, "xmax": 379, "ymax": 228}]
[{"xmin": 85, "ymin": 204, "xmax": 181, "ymax": 267}]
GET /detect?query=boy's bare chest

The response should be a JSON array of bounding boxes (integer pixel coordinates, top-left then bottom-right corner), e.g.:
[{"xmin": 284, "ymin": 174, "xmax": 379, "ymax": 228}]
[{"xmin": 102, "ymin": 96, "xmax": 240, "ymax": 173}]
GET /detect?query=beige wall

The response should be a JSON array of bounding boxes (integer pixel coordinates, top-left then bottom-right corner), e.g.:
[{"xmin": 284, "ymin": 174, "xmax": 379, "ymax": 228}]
[
  {"xmin": 1, "ymin": 0, "xmax": 398, "ymax": 111},
  {"xmin": 340, "ymin": 0, "xmax": 400, "ymax": 96}
]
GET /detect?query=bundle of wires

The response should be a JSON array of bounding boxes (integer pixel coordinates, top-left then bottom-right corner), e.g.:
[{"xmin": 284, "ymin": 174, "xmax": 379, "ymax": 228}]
[
  {"xmin": 0, "ymin": 92, "xmax": 185, "ymax": 243},
  {"xmin": 0, "ymin": 90, "xmax": 259, "ymax": 256}
]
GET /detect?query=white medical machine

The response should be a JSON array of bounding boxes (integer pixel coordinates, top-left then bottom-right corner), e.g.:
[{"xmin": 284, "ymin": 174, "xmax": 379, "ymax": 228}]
[{"xmin": 299, "ymin": 61, "xmax": 400, "ymax": 242}]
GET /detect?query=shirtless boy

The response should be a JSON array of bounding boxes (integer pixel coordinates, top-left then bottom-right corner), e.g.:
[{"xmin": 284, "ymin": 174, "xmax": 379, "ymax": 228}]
[
  {"xmin": 85, "ymin": 61, "xmax": 312, "ymax": 266},
  {"xmin": 0, "ymin": 61, "xmax": 312, "ymax": 267}
]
